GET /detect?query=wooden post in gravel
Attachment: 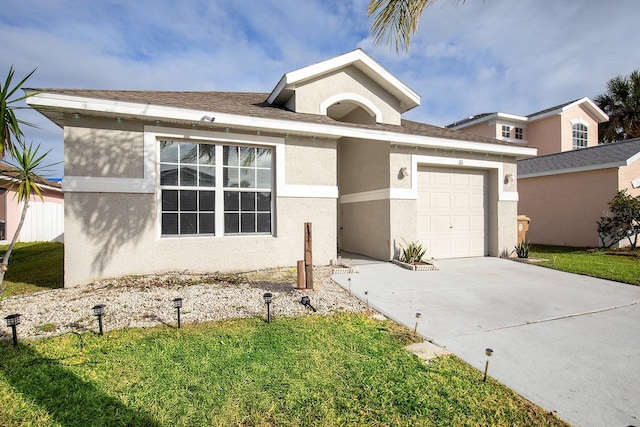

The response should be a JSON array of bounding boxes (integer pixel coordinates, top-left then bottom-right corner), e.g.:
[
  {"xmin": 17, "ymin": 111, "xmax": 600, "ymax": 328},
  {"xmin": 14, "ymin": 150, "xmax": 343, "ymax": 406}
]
[
  {"xmin": 297, "ymin": 260, "xmax": 305, "ymax": 289},
  {"xmin": 304, "ymin": 222, "xmax": 313, "ymax": 289}
]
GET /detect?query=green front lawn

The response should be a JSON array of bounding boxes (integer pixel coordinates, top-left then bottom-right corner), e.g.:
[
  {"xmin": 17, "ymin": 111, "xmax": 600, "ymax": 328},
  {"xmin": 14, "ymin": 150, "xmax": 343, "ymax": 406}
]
[
  {"xmin": 0, "ymin": 314, "xmax": 566, "ymax": 426},
  {"xmin": 530, "ymin": 245, "xmax": 640, "ymax": 285},
  {"xmin": 0, "ymin": 242, "xmax": 64, "ymax": 297}
]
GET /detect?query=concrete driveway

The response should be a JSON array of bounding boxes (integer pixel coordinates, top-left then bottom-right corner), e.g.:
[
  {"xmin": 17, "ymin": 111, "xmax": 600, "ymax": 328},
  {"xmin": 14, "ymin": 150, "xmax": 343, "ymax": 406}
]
[{"xmin": 331, "ymin": 257, "xmax": 640, "ymax": 427}]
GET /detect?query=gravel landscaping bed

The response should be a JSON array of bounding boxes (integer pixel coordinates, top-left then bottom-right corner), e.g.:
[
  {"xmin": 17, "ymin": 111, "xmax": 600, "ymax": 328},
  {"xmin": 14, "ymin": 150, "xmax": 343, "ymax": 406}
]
[{"xmin": 0, "ymin": 266, "xmax": 366, "ymax": 342}]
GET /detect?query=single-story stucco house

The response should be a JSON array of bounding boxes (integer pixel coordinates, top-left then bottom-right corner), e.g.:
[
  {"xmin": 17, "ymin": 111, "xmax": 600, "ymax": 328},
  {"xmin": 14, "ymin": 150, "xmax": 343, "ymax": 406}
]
[{"xmin": 26, "ymin": 49, "xmax": 535, "ymax": 286}]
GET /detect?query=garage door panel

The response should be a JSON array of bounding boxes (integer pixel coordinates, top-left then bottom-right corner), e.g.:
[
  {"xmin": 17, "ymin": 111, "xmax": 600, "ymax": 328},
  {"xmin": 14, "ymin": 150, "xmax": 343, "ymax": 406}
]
[
  {"xmin": 417, "ymin": 167, "xmax": 488, "ymax": 259},
  {"xmin": 433, "ymin": 192, "xmax": 451, "ymax": 209},
  {"xmin": 451, "ymin": 216, "xmax": 470, "ymax": 232},
  {"xmin": 452, "ymin": 193, "xmax": 470, "ymax": 210}
]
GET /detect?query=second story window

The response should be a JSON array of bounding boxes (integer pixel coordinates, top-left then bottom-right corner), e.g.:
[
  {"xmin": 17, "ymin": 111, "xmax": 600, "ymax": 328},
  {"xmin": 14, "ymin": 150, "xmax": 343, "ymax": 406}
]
[
  {"xmin": 514, "ymin": 127, "xmax": 523, "ymax": 140},
  {"xmin": 572, "ymin": 124, "xmax": 588, "ymax": 150},
  {"xmin": 501, "ymin": 125, "xmax": 511, "ymax": 138}
]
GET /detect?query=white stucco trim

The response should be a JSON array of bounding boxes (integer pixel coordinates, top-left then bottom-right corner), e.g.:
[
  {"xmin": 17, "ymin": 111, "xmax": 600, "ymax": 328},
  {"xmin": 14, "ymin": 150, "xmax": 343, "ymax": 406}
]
[
  {"xmin": 267, "ymin": 49, "xmax": 420, "ymax": 110},
  {"xmin": 340, "ymin": 155, "xmax": 517, "ymax": 203},
  {"xmin": 632, "ymin": 177, "xmax": 640, "ymax": 189},
  {"xmin": 63, "ymin": 126, "xmax": 338, "ymax": 198},
  {"xmin": 63, "ymin": 130, "xmax": 156, "ymax": 193},
  {"xmin": 319, "ymin": 93, "xmax": 383, "ymax": 123},
  {"xmin": 570, "ymin": 117, "xmax": 589, "ymax": 127}
]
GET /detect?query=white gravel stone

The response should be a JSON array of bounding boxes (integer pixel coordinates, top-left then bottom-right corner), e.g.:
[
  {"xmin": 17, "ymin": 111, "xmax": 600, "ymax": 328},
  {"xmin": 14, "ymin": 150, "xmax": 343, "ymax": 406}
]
[{"xmin": 0, "ymin": 267, "xmax": 367, "ymax": 341}]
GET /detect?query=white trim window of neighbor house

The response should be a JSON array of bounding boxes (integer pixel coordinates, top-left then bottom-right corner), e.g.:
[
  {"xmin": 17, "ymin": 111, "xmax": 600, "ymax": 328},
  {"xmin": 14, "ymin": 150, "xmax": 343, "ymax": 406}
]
[
  {"xmin": 514, "ymin": 127, "xmax": 523, "ymax": 140},
  {"xmin": 159, "ymin": 140, "xmax": 272, "ymax": 236},
  {"xmin": 501, "ymin": 125, "xmax": 511, "ymax": 138},
  {"xmin": 572, "ymin": 123, "xmax": 588, "ymax": 149}
]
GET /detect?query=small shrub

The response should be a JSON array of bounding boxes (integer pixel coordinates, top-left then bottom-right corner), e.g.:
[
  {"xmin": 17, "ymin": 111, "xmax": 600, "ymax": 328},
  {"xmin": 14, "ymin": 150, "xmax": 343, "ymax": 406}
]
[
  {"xmin": 398, "ymin": 239, "xmax": 426, "ymax": 264},
  {"xmin": 515, "ymin": 241, "xmax": 530, "ymax": 259}
]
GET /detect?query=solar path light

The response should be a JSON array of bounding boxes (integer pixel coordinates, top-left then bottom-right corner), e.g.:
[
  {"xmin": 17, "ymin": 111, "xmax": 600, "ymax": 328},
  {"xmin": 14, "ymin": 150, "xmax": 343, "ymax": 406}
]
[
  {"xmin": 173, "ymin": 298, "xmax": 183, "ymax": 328},
  {"xmin": 92, "ymin": 304, "xmax": 105, "ymax": 335},
  {"xmin": 4, "ymin": 313, "xmax": 21, "ymax": 347},
  {"xmin": 414, "ymin": 312, "xmax": 422, "ymax": 336},
  {"xmin": 300, "ymin": 296, "xmax": 317, "ymax": 312},
  {"xmin": 483, "ymin": 348, "xmax": 494, "ymax": 382},
  {"xmin": 263, "ymin": 292, "xmax": 273, "ymax": 323}
]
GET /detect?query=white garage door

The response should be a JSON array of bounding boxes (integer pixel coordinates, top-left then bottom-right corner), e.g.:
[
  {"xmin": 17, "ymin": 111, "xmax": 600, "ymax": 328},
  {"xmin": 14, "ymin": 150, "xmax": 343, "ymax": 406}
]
[{"xmin": 417, "ymin": 167, "xmax": 488, "ymax": 258}]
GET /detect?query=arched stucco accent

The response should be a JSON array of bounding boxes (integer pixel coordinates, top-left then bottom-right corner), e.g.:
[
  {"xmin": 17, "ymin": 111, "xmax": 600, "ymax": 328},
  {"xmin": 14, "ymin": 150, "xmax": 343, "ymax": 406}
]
[
  {"xmin": 319, "ymin": 93, "xmax": 383, "ymax": 123},
  {"xmin": 570, "ymin": 117, "xmax": 589, "ymax": 127}
]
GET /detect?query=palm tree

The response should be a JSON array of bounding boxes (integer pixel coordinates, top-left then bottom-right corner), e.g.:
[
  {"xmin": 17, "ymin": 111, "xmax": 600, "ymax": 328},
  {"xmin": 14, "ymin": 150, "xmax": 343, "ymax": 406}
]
[
  {"xmin": 368, "ymin": 0, "xmax": 463, "ymax": 52},
  {"xmin": 595, "ymin": 70, "xmax": 640, "ymax": 143},
  {"xmin": 1, "ymin": 66, "xmax": 37, "ymax": 157},
  {"xmin": 0, "ymin": 141, "xmax": 58, "ymax": 294}
]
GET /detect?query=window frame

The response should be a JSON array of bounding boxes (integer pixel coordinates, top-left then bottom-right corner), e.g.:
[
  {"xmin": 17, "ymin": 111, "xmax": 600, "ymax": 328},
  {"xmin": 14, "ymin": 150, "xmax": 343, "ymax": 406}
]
[
  {"xmin": 572, "ymin": 123, "xmax": 588, "ymax": 150},
  {"xmin": 158, "ymin": 139, "xmax": 274, "ymax": 237},
  {"xmin": 514, "ymin": 127, "xmax": 523, "ymax": 140},
  {"xmin": 501, "ymin": 125, "xmax": 511, "ymax": 138}
]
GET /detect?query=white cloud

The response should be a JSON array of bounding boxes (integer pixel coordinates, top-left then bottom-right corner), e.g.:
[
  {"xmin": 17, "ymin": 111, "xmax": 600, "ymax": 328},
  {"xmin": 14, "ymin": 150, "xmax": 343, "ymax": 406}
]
[{"xmin": 1, "ymin": 0, "xmax": 638, "ymax": 176}]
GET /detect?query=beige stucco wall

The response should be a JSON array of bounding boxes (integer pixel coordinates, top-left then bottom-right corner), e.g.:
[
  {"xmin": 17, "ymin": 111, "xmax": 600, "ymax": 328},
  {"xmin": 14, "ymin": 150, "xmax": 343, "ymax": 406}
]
[
  {"xmin": 339, "ymin": 141, "xmax": 519, "ymax": 261},
  {"xmin": 338, "ymin": 137, "xmax": 389, "ymax": 194},
  {"xmin": 340, "ymin": 199, "xmax": 390, "ymax": 259},
  {"xmin": 63, "ymin": 123, "xmax": 338, "ymax": 286},
  {"xmin": 285, "ymin": 136, "xmax": 337, "ymax": 186},
  {"xmin": 64, "ymin": 192, "xmax": 336, "ymax": 286},
  {"xmin": 293, "ymin": 66, "xmax": 402, "ymax": 125},
  {"xmin": 518, "ymin": 168, "xmax": 619, "ymax": 247},
  {"xmin": 64, "ymin": 114, "xmax": 145, "ymax": 178},
  {"xmin": 619, "ymin": 161, "xmax": 640, "ymax": 197},
  {"xmin": 527, "ymin": 116, "xmax": 561, "ymax": 156},
  {"xmin": 559, "ymin": 107, "xmax": 600, "ymax": 152}
]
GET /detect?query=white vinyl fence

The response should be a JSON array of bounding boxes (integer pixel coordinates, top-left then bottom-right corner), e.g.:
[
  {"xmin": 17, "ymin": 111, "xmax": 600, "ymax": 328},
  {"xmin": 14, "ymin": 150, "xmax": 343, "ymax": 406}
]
[{"xmin": 18, "ymin": 201, "xmax": 64, "ymax": 242}]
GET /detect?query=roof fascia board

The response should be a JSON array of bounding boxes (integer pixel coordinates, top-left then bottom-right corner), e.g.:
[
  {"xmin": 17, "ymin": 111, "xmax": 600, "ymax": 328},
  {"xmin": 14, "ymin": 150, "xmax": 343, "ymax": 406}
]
[
  {"xmin": 625, "ymin": 150, "xmax": 640, "ymax": 166},
  {"xmin": 519, "ymin": 161, "xmax": 625, "ymax": 178},
  {"xmin": 267, "ymin": 50, "xmax": 420, "ymax": 109},
  {"xmin": 529, "ymin": 97, "xmax": 609, "ymax": 123},
  {"xmin": 27, "ymin": 92, "xmax": 536, "ymax": 158}
]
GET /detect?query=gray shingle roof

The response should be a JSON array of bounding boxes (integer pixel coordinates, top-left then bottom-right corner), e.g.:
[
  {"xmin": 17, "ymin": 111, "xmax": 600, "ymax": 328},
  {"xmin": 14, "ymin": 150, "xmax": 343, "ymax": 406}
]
[
  {"xmin": 526, "ymin": 99, "xmax": 580, "ymax": 118},
  {"xmin": 445, "ymin": 112, "xmax": 495, "ymax": 128},
  {"xmin": 29, "ymin": 89, "xmax": 521, "ymax": 148},
  {"xmin": 518, "ymin": 138, "xmax": 640, "ymax": 176}
]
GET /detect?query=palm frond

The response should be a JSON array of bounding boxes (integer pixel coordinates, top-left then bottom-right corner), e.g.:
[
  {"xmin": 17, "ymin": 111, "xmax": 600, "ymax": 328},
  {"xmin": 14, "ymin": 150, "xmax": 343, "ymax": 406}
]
[{"xmin": 368, "ymin": 0, "xmax": 464, "ymax": 52}]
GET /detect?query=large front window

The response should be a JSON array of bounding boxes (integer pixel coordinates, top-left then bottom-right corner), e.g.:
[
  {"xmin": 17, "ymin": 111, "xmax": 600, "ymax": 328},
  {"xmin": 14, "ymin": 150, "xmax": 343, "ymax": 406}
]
[{"xmin": 159, "ymin": 140, "xmax": 272, "ymax": 236}]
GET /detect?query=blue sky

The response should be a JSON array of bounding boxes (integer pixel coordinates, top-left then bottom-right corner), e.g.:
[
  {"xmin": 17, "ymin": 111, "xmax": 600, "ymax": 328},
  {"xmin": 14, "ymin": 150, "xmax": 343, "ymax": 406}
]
[{"xmin": 1, "ymin": 0, "xmax": 638, "ymax": 177}]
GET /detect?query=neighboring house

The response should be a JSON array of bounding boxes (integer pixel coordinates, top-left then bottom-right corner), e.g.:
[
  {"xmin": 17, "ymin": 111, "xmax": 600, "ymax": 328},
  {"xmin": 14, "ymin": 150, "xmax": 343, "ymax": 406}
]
[
  {"xmin": 448, "ymin": 98, "xmax": 625, "ymax": 247},
  {"xmin": 0, "ymin": 165, "xmax": 64, "ymax": 243},
  {"xmin": 517, "ymin": 138, "xmax": 640, "ymax": 247},
  {"xmin": 26, "ymin": 49, "xmax": 535, "ymax": 287},
  {"xmin": 447, "ymin": 97, "xmax": 608, "ymax": 156}
]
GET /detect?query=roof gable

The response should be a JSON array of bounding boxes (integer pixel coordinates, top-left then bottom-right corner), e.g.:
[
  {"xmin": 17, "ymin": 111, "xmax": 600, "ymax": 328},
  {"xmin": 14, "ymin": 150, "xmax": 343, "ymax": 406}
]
[
  {"xmin": 266, "ymin": 49, "xmax": 420, "ymax": 113},
  {"xmin": 448, "ymin": 97, "xmax": 609, "ymax": 130}
]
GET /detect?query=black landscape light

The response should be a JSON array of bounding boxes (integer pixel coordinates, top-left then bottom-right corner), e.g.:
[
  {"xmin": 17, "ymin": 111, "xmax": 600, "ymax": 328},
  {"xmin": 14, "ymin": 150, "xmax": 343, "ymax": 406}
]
[
  {"xmin": 4, "ymin": 313, "xmax": 21, "ymax": 347},
  {"xmin": 414, "ymin": 312, "xmax": 422, "ymax": 336},
  {"xmin": 483, "ymin": 348, "xmax": 494, "ymax": 382},
  {"xmin": 300, "ymin": 296, "xmax": 317, "ymax": 312},
  {"xmin": 92, "ymin": 304, "xmax": 105, "ymax": 336},
  {"xmin": 173, "ymin": 298, "xmax": 183, "ymax": 329},
  {"xmin": 263, "ymin": 292, "xmax": 273, "ymax": 323}
]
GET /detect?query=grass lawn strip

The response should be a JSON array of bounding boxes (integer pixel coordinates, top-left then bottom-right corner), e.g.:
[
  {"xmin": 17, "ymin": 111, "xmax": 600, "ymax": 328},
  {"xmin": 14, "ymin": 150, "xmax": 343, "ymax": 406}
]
[
  {"xmin": 530, "ymin": 245, "xmax": 640, "ymax": 286},
  {"xmin": 0, "ymin": 314, "xmax": 567, "ymax": 426}
]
